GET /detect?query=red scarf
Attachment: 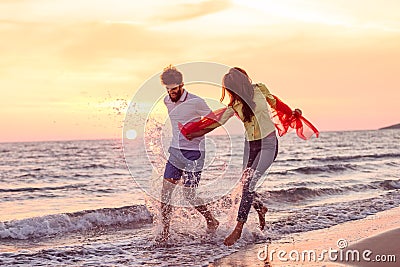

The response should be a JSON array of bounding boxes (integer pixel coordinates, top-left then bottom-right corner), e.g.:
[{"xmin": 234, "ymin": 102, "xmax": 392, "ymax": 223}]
[
  {"xmin": 271, "ymin": 95, "xmax": 319, "ymax": 140},
  {"xmin": 179, "ymin": 95, "xmax": 319, "ymax": 140}
]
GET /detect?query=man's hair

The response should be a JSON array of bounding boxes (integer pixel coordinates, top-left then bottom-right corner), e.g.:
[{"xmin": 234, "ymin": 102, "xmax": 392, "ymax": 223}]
[{"xmin": 160, "ymin": 65, "xmax": 183, "ymax": 85}]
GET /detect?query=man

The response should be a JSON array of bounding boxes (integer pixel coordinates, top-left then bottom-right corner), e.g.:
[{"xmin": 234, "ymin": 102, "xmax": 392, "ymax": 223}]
[{"xmin": 158, "ymin": 65, "xmax": 219, "ymax": 242}]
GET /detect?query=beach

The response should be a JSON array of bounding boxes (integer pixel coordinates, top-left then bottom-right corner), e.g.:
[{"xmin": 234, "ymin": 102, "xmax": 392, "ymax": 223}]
[
  {"xmin": 210, "ymin": 206, "xmax": 400, "ymax": 266},
  {"xmin": 2, "ymin": 0, "xmax": 400, "ymax": 265}
]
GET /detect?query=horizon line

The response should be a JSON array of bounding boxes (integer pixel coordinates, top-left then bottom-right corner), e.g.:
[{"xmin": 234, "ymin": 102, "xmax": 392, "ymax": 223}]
[{"xmin": 1, "ymin": 127, "xmax": 397, "ymax": 144}]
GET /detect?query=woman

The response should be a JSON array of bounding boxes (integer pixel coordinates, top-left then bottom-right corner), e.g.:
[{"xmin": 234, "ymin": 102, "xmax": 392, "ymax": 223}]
[
  {"xmin": 182, "ymin": 67, "xmax": 312, "ymax": 246},
  {"xmin": 219, "ymin": 67, "xmax": 284, "ymax": 246}
]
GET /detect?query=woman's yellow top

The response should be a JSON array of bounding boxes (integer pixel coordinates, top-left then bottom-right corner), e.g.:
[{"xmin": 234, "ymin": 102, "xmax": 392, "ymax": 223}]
[{"xmin": 219, "ymin": 83, "xmax": 277, "ymax": 141}]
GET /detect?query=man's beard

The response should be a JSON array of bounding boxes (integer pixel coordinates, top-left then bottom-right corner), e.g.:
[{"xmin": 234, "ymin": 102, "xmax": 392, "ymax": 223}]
[{"xmin": 169, "ymin": 89, "xmax": 182, "ymax": 102}]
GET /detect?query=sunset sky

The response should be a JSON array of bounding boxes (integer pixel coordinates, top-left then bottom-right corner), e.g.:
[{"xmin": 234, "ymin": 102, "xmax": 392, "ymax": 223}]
[{"xmin": 1, "ymin": 0, "xmax": 399, "ymax": 142}]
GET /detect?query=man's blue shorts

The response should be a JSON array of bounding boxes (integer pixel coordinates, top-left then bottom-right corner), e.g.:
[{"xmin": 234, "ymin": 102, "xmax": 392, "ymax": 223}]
[{"xmin": 163, "ymin": 147, "xmax": 205, "ymax": 187}]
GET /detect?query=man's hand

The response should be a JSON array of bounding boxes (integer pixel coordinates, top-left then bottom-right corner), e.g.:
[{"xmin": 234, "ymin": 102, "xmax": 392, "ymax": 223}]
[
  {"xmin": 185, "ymin": 133, "xmax": 194, "ymax": 141},
  {"xmin": 185, "ymin": 129, "xmax": 209, "ymax": 140}
]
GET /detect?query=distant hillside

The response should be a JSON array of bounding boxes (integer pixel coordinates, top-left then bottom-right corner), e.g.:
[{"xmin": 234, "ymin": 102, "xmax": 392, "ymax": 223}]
[{"xmin": 379, "ymin": 123, "xmax": 400, "ymax": 130}]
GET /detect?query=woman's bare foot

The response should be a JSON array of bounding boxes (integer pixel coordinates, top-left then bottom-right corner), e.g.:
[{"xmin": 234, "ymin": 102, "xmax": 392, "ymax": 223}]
[
  {"xmin": 223, "ymin": 228, "xmax": 242, "ymax": 246},
  {"xmin": 257, "ymin": 206, "xmax": 268, "ymax": 230},
  {"xmin": 223, "ymin": 222, "xmax": 244, "ymax": 246}
]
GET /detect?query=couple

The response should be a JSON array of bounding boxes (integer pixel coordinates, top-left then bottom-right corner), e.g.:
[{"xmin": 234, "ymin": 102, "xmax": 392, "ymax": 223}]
[{"xmin": 158, "ymin": 65, "xmax": 302, "ymax": 246}]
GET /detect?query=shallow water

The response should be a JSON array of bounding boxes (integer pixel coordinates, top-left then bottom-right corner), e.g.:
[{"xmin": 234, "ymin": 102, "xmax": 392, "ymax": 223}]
[{"xmin": 0, "ymin": 129, "xmax": 399, "ymax": 266}]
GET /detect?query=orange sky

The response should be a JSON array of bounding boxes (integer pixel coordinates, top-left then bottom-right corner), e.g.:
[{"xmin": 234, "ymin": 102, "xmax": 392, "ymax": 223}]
[{"xmin": 1, "ymin": 0, "xmax": 399, "ymax": 142}]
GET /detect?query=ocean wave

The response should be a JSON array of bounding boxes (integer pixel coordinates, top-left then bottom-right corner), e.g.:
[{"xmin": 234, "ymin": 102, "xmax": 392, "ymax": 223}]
[
  {"xmin": 262, "ymin": 179, "xmax": 400, "ymax": 203},
  {"xmin": 265, "ymin": 187, "xmax": 343, "ymax": 202},
  {"xmin": 268, "ymin": 170, "xmax": 289, "ymax": 175},
  {"xmin": 268, "ymin": 191, "xmax": 400, "ymax": 235},
  {"xmin": 0, "ymin": 205, "xmax": 152, "ymax": 240},
  {"xmin": 70, "ymin": 163, "xmax": 113, "ymax": 169},
  {"xmin": 269, "ymin": 164, "xmax": 360, "ymax": 176},
  {"xmin": 0, "ymin": 184, "xmax": 86, "ymax": 193},
  {"xmin": 1, "ymin": 193, "xmax": 399, "ymax": 267},
  {"xmin": 375, "ymin": 179, "xmax": 400, "ymax": 190},
  {"xmin": 291, "ymin": 164, "xmax": 358, "ymax": 174},
  {"xmin": 276, "ymin": 153, "xmax": 400, "ymax": 165},
  {"xmin": 312, "ymin": 152, "xmax": 400, "ymax": 163}
]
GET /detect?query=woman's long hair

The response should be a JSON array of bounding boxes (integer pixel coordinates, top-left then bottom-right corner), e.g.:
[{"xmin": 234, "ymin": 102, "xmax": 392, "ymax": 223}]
[{"xmin": 221, "ymin": 67, "xmax": 255, "ymax": 122}]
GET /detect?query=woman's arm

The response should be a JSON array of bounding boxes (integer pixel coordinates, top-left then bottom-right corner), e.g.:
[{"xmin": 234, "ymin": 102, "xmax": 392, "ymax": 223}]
[
  {"xmin": 180, "ymin": 107, "xmax": 235, "ymax": 140},
  {"xmin": 185, "ymin": 122, "xmax": 221, "ymax": 140},
  {"xmin": 256, "ymin": 83, "xmax": 276, "ymax": 109}
]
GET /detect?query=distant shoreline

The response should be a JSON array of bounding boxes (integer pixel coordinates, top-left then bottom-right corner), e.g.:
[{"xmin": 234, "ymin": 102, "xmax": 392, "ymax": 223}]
[{"xmin": 379, "ymin": 123, "xmax": 400, "ymax": 130}]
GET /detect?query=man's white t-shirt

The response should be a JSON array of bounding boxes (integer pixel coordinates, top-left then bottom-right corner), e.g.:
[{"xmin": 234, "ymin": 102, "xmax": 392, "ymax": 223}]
[{"xmin": 164, "ymin": 89, "xmax": 211, "ymax": 151}]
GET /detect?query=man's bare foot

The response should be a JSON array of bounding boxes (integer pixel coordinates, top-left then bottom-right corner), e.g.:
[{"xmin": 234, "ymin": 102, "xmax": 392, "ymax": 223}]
[
  {"xmin": 206, "ymin": 218, "xmax": 219, "ymax": 233},
  {"xmin": 257, "ymin": 206, "xmax": 268, "ymax": 230},
  {"xmin": 223, "ymin": 227, "xmax": 242, "ymax": 246},
  {"xmin": 156, "ymin": 228, "xmax": 169, "ymax": 244}
]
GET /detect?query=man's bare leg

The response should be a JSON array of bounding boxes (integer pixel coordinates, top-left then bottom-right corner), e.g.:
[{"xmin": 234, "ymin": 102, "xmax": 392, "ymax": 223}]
[
  {"xmin": 195, "ymin": 204, "xmax": 219, "ymax": 232},
  {"xmin": 159, "ymin": 178, "xmax": 178, "ymax": 242},
  {"xmin": 183, "ymin": 186, "xmax": 219, "ymax": 233}
]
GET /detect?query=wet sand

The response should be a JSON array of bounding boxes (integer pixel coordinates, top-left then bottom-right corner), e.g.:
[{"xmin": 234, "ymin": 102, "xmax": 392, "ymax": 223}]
[
  {"xmin": 209, "ymin": 206, "xmax": 400, "ymax": 267},
  {"xmin": 341, "ymin": 228, "xmax": 399, "ymax": 267}
]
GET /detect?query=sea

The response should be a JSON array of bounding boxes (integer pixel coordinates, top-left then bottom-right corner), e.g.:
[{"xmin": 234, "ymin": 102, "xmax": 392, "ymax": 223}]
[{"xmin": 0, "ymin": 129, "xmax": 399, "ymax": 266}]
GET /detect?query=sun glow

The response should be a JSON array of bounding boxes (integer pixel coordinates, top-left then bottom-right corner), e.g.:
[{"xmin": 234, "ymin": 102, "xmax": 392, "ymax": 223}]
[
  {"xmin": 233, "ymin": 0, "xmax": 351, "ymax": 25},
  {"xmin": 1, "ymin": 0, "xmax": 399, "ymax": 142}
]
